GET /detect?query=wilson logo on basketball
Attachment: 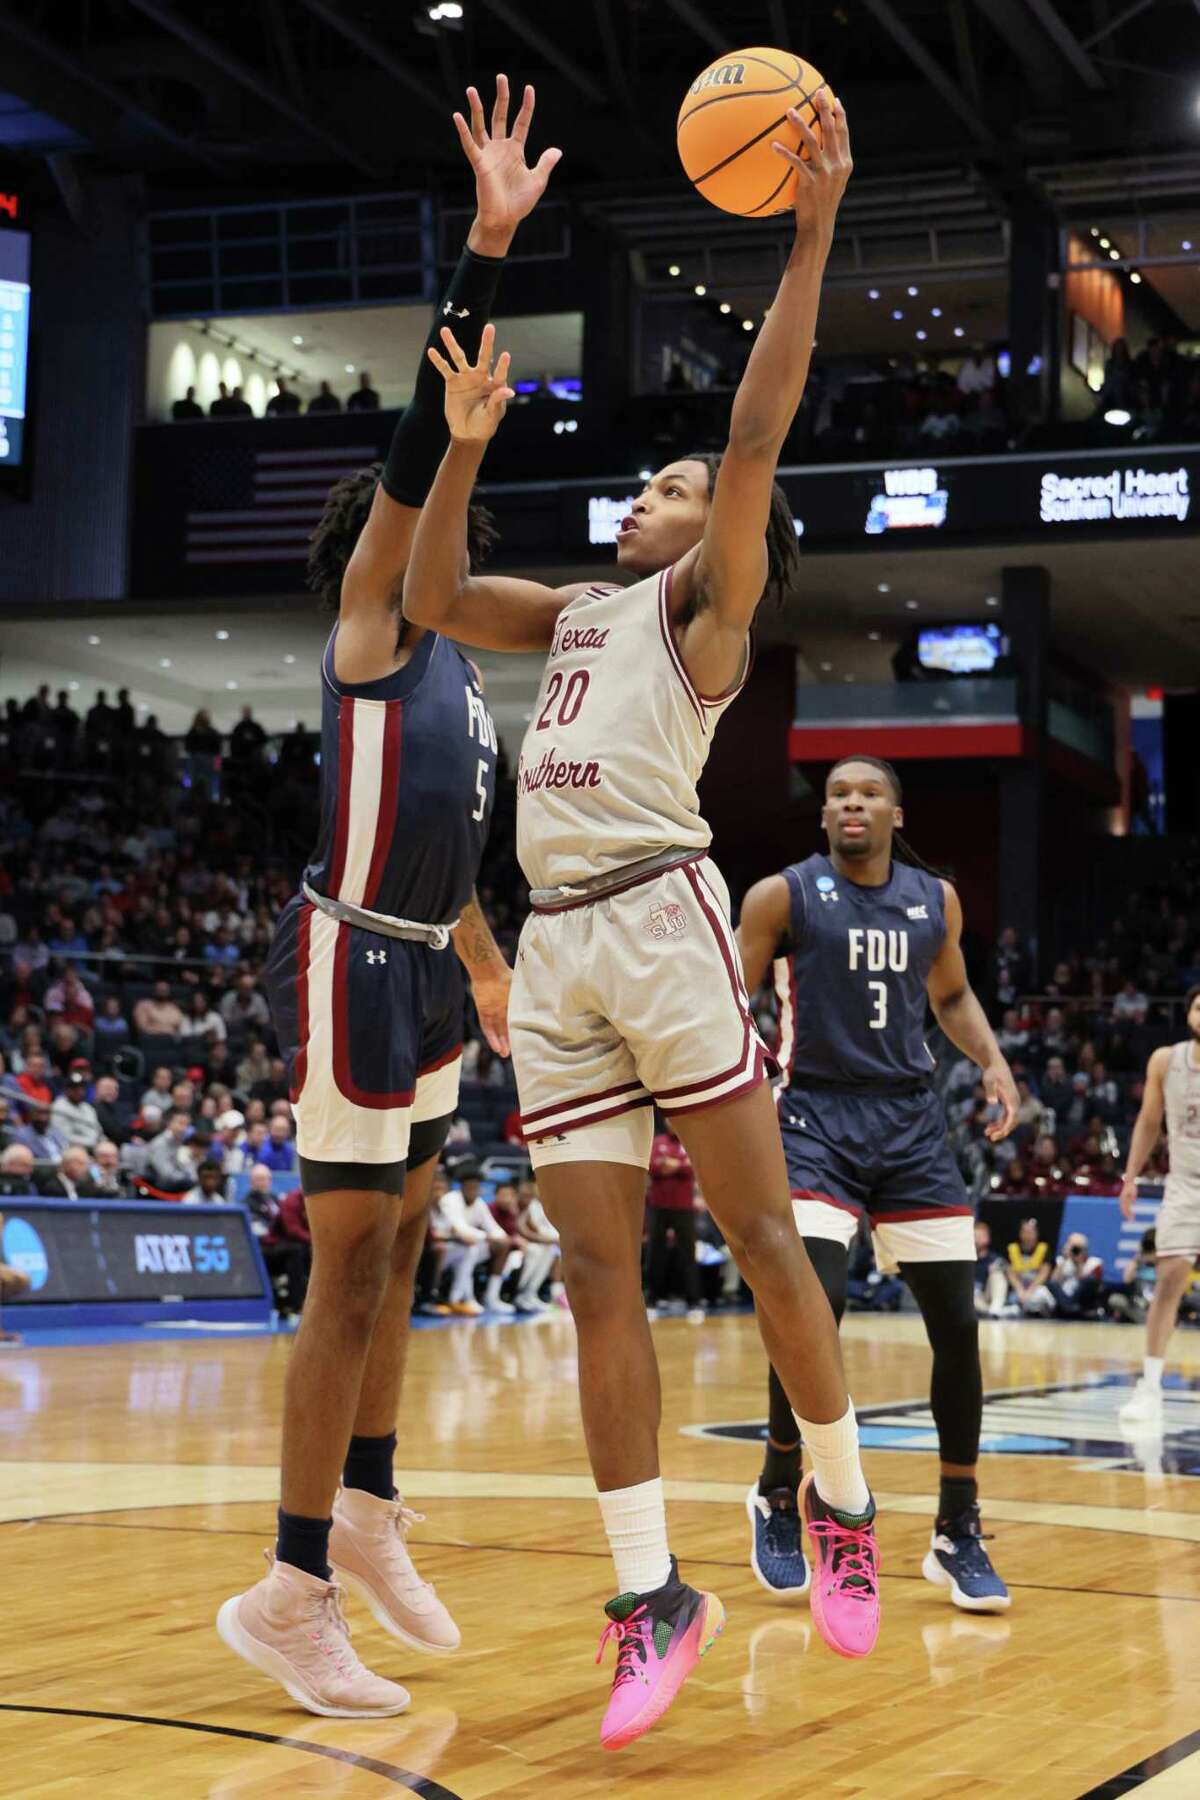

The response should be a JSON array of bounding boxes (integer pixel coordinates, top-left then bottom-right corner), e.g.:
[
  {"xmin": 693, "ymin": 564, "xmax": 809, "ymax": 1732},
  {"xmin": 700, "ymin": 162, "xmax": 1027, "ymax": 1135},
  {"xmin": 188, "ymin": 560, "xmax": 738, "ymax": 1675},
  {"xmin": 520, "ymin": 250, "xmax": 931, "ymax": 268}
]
[{"xmin": 690, "ymin": 62, "xmax": 745, "ymax": 95}]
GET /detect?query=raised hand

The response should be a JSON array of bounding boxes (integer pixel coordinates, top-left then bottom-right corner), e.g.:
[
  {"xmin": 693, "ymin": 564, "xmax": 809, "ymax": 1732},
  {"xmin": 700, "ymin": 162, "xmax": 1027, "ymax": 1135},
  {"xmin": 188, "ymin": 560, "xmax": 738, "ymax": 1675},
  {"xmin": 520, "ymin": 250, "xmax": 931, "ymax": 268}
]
[
  {"xmin": 427, "ymin": 321, "xmax": 514, "ymax": 443},
  {"xmin": 772, "ymin": 88, "xmax": 853, "ymax": 243},
  {"xmin": 456, "ymin": 73, "xmax": 562, "ymax": 253}
]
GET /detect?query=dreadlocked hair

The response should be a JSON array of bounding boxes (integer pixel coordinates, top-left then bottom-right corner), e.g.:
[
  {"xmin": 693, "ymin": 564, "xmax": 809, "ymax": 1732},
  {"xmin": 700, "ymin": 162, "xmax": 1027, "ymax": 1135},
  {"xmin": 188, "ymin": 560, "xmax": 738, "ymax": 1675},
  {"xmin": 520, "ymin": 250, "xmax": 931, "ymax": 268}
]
[
  {"xmin": 680, "ymin": 450, "xmax": 802, "ymax": 617},
  {"xmin": 306, "ymin": 460, "xmax": 499, "ymax": 645},
  {"xmin": 827, "ymin": 753, "xmax": 948, "ymax": 878}
]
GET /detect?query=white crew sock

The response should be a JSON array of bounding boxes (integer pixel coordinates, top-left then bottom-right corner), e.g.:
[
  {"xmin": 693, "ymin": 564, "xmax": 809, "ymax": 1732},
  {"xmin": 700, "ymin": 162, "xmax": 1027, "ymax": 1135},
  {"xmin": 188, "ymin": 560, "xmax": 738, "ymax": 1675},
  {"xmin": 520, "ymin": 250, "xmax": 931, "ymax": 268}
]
[
  {"xmin": 597, "ymin": 1477, "xmax": 672, "ymax": 1595},
  {"xmin": 1144, "ymin": 1355, "xmax": 1165, "ymax": 1389},
  {"xmin": 484, "ymin": 1274, "xmax": 504, "ymax": 1307},
  {"xmin": 794, "ymin": 1402, "xmax": 871, "ymax": 1517}
]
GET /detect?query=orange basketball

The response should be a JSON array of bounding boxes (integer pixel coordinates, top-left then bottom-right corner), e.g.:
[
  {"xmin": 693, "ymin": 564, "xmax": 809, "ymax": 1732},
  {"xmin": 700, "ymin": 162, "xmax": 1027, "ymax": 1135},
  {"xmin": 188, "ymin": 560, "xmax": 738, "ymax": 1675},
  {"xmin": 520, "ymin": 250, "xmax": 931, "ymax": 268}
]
[{"xmin": 677, "ymin": 46, "xmax": 828, "ymax": 217}]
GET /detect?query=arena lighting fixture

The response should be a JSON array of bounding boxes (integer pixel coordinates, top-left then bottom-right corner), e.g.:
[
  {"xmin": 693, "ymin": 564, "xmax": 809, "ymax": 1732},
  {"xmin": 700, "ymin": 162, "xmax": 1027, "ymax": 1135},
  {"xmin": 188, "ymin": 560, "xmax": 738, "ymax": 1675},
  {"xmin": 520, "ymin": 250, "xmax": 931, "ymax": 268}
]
[
  {"xmin": 877, "ymin": 582, "xmax": 890, "ymax": 592},
  {"xmin": 867, "ymin": 287, "xmax": 880, "ymax": 299},
  {"xmin": 904, "ymin": 599, "xmax": 919, "ymax": 610},
  {"xmin": 985, "ymin": 595, "xmax": 1000, "ymax": 607},
  {"xmin": 1184, "ymin": 240, "xmax": 1194, "ymax": 251},
  {"xmin": 953, "ymin": 326, "xmax": 965, "ymax": 338},
  {"xmin": 1104, "ymin": 407, "xmax": 1133, "ymax": 425},
  {"xmin": 215, "ymin": 629, "xmax": 230, "ymax": 640},
  {"xmin": 668, "ymin": 263, "xmax": 680, "ymax": 277},
  {"xmin": 292, "ymin": 334, "xmax": 304, "ymax": 345},
  {"xmin": 843, "ymin": 673, "xmax": 856, "ymax": 682},
  {"xmin": 915, "ymin": 329, "xmax": 927, "ymax": 341},
  {"xmin": 283, "ymin": 654, "xmax": 296, "ymax": 664},
  {"xmin": 1090, "ymin": 227, "xmax": 1100, "ymax": 236},
  {"xmin": 1130, "ymin": 272, "xmax": 1143, "ymax": 284},
  {"xmin": 1109, "ymin": 248, "xmax": 1120, "ymax": 261},
  {"xmin": 892, "ymin": 309, "xmax": 903, "ymax": 320},
  {"xmin": 1099, "ymin": 237, "xmax": 1111, "ymax": 249},
  {"xmin": 719, "ymin": 301, "xmax": 731, "ymax": 314},
  {"xmin": 68, "ymin": 680, "xmax": 79, "ymax": 691},
  {"xmin": 638, "ymin": 467, "xmax": 652, "ymax": 480},
  {"xmin": 87, "ymin": 634, "xmax": 100, "ymax": 645},
  {"xmin": 159, "ymin": 658, "xmax": 172, "ymax": 667},
  {"xmin": 819, "ymin": 661, "xmax": 833, "ymax": 671},
  {"xmin": 694, "ymin": 283, "xmax": 706, "ymax": 295},
  {"xmin": 742, "ymin": 319, "xmax": 754, "ymax": 330},
  {"xmin": 867, "ymin": 630, "xmax": 881, "ymax": 641},
  {"xmin": 226, "ymin": 680, "xmax": 238, "ymax": 690},
  {"xmin": 931, "ymin": 306, "xmax": 942, "ymax": 318},
  {"xmin": 907, "ymin": 285, "xmax": 918, "ymax": 297},
  {"xmin": 345, "ymin": 363, "xmax": 355, "ymax": 372}
]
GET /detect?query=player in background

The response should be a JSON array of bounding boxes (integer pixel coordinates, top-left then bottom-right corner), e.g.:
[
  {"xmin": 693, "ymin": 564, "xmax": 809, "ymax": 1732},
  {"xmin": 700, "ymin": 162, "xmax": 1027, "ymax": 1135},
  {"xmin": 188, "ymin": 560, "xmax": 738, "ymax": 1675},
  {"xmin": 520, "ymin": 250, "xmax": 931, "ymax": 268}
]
[
  {"xmin": 1119, "ymin": 986, "xmax": 1200, "ymax": 1424},
  {"xmin": 737, "ymin": 757, "xmax": 1018, "ymax": 1613},
  {"xmin": 407, "ymin": 93, "xmax": 881, "ymax": 1752},
  {"xmin": 217, "ymin": 77, "xmax": 560, "ymax": 1718}
]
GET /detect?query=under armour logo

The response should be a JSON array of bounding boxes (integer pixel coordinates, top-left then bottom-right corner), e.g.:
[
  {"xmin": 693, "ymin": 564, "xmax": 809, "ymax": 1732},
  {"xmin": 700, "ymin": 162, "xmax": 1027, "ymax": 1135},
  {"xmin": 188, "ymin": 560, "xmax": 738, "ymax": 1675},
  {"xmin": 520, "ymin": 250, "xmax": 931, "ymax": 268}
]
[
  {"xmin": 443, "ymin": 302, "xmax": 470, "ymax": 318},
  {"xmin": 366, "ymin": 949, "xmax": 387, "ymax": 966}
]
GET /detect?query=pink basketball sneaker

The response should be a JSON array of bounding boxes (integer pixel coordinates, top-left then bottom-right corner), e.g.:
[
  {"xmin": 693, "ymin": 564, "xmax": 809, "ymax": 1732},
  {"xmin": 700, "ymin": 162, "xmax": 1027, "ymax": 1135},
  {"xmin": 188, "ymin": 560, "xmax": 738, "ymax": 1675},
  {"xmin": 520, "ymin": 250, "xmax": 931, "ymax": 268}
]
[
  {"xmin": 800, "ymin": 1471, "xmax": 881, "ymax": 1660},
  {"xmin": 216, "ymin": 1553, "xmax": 410, "ymax": 1717},
  {"xmin": 329, "ymin": 1486, "xmax": 461, "ymax": 1654},
  {"xmin": 595, "ymin": 1557, "xmax": 725, "ymax": 1751}
]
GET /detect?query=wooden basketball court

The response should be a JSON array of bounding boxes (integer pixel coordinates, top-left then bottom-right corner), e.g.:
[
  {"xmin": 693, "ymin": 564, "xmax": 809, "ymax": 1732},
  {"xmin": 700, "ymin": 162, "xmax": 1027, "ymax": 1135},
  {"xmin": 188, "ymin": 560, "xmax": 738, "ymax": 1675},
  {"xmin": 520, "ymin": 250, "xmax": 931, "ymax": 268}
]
[{"xmin": 7, "ymin": 1310, "xmax": 1200, "ymax": 1798}]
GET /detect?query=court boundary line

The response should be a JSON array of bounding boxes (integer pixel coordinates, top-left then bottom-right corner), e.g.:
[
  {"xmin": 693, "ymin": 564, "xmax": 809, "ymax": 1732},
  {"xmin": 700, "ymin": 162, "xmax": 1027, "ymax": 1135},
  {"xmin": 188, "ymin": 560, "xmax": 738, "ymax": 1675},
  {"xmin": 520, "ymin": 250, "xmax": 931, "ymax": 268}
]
[
  {"xmin": 9, "ymin": 1517, "xmax": 1200, "ymax": 1606},
  {"xmin": 0, "ymin": 1702, "xmax": 463, "ymax": 1797},
  {"xmin": 1079, "ymin": 1725, "xmax": 1200, "ymax": 1796}
]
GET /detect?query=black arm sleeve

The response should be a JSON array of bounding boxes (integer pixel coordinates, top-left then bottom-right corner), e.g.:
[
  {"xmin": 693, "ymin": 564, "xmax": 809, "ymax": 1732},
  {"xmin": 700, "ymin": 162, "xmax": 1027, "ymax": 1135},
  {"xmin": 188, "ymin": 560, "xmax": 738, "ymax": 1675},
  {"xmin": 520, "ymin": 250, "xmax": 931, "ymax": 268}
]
[{"xmin": 380, "ymin": 245, "xmax": 506, "ymax": 507}]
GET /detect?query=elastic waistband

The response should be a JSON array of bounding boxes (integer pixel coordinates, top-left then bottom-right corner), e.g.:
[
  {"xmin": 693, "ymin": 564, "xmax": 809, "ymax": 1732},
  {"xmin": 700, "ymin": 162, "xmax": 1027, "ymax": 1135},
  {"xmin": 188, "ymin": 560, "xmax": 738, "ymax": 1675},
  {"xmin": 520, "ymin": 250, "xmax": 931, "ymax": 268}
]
[
  {"xmin": 529, "ymin": 848, "xmax": 703, "ymax": 913},
  {"xmin": 302, "ymin": 883, "xmax": 454, "ymax": 948},
  {"xmin": 786, "ymin": 1076, "xmax": 932, "ymax": 1099}
]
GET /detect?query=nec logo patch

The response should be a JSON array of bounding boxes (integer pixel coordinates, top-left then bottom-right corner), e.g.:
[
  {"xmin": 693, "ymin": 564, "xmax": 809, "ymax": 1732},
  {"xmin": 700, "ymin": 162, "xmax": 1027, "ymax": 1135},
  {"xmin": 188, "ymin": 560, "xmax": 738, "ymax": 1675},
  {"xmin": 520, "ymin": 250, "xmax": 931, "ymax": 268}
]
[{"xmin": 906, "ymin": 905, "xmax": 929, "ymax": 920}]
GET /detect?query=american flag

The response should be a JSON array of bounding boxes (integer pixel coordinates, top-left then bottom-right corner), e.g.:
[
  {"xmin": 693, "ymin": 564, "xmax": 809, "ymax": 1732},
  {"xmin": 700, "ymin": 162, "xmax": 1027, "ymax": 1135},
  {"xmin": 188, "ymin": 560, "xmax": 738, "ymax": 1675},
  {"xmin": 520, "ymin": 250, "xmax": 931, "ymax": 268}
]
[{"xmin": 184, "ymin": 442, "xmax": 379, "ymax": 565}]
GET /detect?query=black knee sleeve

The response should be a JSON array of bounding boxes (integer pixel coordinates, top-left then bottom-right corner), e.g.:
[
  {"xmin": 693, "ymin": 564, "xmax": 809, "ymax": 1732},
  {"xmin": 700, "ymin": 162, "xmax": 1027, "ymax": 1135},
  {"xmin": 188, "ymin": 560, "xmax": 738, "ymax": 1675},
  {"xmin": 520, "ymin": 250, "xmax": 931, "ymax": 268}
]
[
  {"xmin": 804, "ymin": 1235, "xmax": 849, "ymax": 1326},
  {"xmin": 902, "ymin": 1260, "xmax": 982, "ymax": 1466}
]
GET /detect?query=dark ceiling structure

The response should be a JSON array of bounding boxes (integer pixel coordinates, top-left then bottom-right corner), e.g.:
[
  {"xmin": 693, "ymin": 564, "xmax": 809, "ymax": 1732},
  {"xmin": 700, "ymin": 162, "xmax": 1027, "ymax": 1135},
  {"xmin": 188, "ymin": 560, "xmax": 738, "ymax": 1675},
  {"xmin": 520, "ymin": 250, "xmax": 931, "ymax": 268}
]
[{"xmin": 0, "ymin": 0, "xmax": 1198, "ymax": 204}]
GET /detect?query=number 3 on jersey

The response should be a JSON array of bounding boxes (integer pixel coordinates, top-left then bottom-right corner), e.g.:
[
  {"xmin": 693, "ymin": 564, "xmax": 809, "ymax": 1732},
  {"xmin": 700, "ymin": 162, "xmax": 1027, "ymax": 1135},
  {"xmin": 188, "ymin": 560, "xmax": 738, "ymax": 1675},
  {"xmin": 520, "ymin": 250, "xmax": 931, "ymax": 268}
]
[{"xmin": 868, "ymin": 980, "xmax": 888, "ymax": 1030}]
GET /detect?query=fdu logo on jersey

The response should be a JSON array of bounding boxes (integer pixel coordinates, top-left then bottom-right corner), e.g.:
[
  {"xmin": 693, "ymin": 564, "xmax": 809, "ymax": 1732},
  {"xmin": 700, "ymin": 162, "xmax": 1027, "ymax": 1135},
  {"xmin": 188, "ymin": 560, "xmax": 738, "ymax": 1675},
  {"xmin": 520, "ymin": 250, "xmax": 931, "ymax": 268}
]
[{"xmin": 2, "ymin": 1215, "xmax": 49, "ymax": 1290}]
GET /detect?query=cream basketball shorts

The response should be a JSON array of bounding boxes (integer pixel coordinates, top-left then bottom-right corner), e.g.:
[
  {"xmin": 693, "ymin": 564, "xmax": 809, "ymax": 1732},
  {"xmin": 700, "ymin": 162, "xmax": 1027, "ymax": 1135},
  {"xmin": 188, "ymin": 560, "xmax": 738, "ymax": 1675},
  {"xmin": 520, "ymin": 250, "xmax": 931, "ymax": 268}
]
[{"xmin": 510, "ymin": 854, "xmax": 774, "ymax": 1170}]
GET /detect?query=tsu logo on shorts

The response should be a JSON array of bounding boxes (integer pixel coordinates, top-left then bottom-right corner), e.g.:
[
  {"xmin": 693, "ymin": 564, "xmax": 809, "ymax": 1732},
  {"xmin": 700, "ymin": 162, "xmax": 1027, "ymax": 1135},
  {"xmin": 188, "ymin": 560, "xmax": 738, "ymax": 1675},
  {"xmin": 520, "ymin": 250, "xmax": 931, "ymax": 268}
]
[
  {"xmin": 645, "ymin": 900, "xmax": 687, "ymax": 940},
  {"xmin": 816, "ymin": 875, "xmax": 839, "ymax": 904}
]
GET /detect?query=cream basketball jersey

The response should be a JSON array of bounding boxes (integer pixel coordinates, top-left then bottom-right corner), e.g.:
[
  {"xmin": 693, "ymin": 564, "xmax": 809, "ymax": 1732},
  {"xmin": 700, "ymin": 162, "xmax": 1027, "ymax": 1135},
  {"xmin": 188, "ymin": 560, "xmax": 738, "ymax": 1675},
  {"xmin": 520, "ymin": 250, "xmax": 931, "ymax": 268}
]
[
  {"xmin": 515, "ymin": 566, "xmax": 748, "ymax": 891},
  {"xmin": 1164, "ymin": 1041, "xmax": 1200, "ymax": 1185}
]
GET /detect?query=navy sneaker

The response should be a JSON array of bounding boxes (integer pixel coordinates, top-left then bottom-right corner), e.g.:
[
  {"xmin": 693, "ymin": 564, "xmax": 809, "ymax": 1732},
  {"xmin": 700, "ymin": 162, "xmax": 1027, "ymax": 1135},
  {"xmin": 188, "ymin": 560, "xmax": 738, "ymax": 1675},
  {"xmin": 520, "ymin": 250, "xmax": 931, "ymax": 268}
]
[
  {"xmin": 746, "ymin": 1485, "xmax": 810, "ymax": 1598},
  {"xmin": 922, "ymin": 1504, "xmax": 1010, "ymax": 1613}
]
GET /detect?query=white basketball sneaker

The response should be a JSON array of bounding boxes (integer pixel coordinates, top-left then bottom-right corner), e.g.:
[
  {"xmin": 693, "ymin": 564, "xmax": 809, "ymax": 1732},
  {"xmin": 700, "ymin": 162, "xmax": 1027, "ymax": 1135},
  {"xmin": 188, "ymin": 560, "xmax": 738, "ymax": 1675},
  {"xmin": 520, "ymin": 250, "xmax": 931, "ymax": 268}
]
[{"xmin": 1120, "ymin": 1379, "xmax": 1164, "ymax": 1425}]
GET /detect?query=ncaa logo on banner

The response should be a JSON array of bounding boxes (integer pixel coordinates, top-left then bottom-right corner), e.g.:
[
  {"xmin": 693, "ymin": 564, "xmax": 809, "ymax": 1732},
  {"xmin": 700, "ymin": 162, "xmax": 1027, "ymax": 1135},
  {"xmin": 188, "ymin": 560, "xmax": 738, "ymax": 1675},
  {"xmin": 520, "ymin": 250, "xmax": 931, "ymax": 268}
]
[{"xmin": 2, "ymin": 1216, "xmax": 50, "ymax": 1290}]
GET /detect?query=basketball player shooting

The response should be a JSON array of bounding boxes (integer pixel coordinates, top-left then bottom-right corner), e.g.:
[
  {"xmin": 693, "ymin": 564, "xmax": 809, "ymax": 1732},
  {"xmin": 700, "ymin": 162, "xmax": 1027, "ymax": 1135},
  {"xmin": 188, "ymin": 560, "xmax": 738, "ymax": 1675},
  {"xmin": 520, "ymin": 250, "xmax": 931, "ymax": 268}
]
[
  {"xmin": 216, "ymin": 76, "xmax": 560, "ymax": 1719},
  {"xmin": 405, "ymin": 91, "xmax": 882, "ymax": 1751},
  {"xmin": 737, "ymin": 757, "xmax": 1018, "ymax": 1613}
]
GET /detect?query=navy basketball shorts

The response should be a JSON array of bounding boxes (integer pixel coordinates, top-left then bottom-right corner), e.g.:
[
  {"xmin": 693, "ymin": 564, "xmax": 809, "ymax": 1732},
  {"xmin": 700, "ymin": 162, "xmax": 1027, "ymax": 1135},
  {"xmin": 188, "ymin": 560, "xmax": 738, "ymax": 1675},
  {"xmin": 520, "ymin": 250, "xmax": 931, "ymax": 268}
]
[
  {"xmin": 778, "ymin": 1081, "xmax": 974, "ymax": 1272},
  {"xmin": 265, "ymin": 894, "xmax": 463, "ymax": 1167}
]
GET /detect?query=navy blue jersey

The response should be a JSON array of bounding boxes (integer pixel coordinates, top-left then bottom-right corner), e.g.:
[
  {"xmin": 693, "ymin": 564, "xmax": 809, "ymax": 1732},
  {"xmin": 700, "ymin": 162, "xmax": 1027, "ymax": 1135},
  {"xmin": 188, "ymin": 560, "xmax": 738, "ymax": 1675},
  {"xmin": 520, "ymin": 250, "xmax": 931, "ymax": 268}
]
[
  {"xmin": 302, "ymin": 627, "xmax": 498, "ymax": 926},
  {"xmin": 773, "ymin": 853, "xmax": 945, "ymax": 1089}
]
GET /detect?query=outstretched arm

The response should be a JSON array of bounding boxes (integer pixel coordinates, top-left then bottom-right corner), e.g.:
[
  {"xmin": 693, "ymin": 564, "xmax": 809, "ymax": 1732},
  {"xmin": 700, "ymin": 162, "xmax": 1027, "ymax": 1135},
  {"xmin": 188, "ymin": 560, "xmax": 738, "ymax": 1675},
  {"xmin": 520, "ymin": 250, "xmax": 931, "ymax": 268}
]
[
  {"xmin": 1120, "ymin": 1048, "xmax": 1169, "ymax": 1219},
  {"xmin": 402, "ymin": 327, "xmax": 586, "ymax": 650},
  {"xmin": 673, "ymin": 91, "xmax": 852, "ymax": 698},
  {"xmin": 337, "ymin": 77, "xmax": 560, "ymax": 675},
  {"xmin": 927, "ymin": 883, "xmax": 1019, "ymax": 1141},
  {"xmin": 735, "ymin": 874, "xmax": 792, "ymax": 995}
]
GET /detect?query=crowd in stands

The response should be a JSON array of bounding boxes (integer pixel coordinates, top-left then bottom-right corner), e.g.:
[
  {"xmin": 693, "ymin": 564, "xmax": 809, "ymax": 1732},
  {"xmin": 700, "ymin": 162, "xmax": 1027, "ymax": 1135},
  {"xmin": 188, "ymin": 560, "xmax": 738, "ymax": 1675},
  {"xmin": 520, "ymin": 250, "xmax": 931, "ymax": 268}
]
[
  {"xmin": 1092, "ymin": 335, "xmax": 1200, "ymax": 437},
  {"xmin": 171, "ymin": 372, "xmax": 381, "ymax": 421},
  {"xmin": 2, "ymin": 678, "xmax": 1196, "ymax": 1328}
]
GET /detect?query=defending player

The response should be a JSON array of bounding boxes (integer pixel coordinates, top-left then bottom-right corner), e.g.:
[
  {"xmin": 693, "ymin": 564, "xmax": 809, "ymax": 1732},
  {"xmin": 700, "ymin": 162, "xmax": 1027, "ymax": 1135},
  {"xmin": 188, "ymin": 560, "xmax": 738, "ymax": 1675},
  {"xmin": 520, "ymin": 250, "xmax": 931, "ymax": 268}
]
[
  {"xmin": 737, "ymin": 756, "xmax": 1019, "ymax": 1614},
  {"xmin": 1119, "ymin": 985, "xmax": 1200, "ymax": 1424},
  {"xmin": 217, "ymin": 77, "xmax": 560, "ymax": 1717},
  {"xmin": 406, "ymin": 93, "xmax": 881, "ymax": 1751}
]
